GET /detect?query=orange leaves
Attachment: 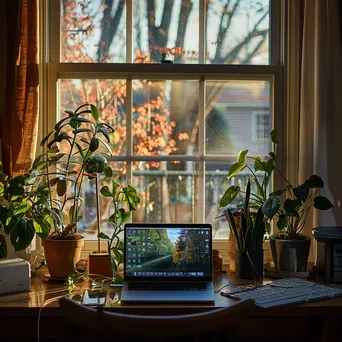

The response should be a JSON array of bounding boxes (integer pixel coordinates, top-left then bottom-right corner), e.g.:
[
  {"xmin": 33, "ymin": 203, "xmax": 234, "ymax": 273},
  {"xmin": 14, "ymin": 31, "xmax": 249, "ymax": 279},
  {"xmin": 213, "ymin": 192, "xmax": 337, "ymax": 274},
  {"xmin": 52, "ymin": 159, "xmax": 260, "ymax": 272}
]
[{"xmin": 178, "ymin": 133, "xmax": 189, "ymax": 140}]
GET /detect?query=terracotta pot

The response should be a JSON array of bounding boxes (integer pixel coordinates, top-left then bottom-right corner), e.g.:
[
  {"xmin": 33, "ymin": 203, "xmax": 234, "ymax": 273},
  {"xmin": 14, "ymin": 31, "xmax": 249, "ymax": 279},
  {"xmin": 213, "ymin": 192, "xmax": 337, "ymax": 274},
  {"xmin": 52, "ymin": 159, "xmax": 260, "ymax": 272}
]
[
  {"xmin": 88, "ymin": 252, "xmax": 112, "ymax": 277},
  {"xmin": 42, "ymin": 238, "xmax": 84, "ymax": 280}
]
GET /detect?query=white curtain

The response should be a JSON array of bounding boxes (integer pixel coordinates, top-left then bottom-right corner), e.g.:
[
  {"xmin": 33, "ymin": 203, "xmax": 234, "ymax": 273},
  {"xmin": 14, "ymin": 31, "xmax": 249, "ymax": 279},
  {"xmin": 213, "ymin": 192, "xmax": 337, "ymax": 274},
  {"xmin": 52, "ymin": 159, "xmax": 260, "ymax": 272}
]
[{"xmin": 289, "ymin": 0, "xmax": 342, "ymax": 262}]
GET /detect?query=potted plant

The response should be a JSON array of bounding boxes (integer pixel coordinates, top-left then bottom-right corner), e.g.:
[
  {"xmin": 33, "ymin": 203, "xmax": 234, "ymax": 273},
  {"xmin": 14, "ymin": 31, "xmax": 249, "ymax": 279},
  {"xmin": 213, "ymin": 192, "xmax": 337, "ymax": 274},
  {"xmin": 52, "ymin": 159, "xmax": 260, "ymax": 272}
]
[
  {"xmin": 222, "ymin": 179, "xmax": 266, "ymax": 280},
  {"xmin": 217, "ymin": 130, "xmax": 278, "ymax": 272},
  {"xmin": 0, "ymin": 162, "xmax": 51, "ymax": 258},
  {"xmin": 262, "ymin": 174, "xmax": 333, "ymax": 272},
  {"xmin": 88, "ymin": 179, "xmax": 140, "ymax": 283},
  {"xmin": 29, "ymin": 103, "xmax": 115, "ymax": 279}
]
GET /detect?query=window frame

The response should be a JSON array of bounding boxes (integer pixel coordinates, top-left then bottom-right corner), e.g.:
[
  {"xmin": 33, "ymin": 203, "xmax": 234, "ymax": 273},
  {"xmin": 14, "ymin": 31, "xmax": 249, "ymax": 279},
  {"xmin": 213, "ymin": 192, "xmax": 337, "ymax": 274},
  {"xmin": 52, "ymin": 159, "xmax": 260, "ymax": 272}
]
[{"xmin": 40, "ymin": 0, "xmax": 286, "ymax": 260}]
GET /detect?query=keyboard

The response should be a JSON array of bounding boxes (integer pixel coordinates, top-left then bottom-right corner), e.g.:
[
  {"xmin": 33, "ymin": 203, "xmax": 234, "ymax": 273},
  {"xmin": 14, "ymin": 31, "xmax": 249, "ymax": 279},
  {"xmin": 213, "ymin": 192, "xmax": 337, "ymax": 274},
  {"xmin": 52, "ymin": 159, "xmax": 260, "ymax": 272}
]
[
  {"xmin": 220, "ymin": 278, "xmax": 342, "ymax": 308},
  {"xmin": 128, "ymin": 281, "xmax": 208, "ymax": 291}
]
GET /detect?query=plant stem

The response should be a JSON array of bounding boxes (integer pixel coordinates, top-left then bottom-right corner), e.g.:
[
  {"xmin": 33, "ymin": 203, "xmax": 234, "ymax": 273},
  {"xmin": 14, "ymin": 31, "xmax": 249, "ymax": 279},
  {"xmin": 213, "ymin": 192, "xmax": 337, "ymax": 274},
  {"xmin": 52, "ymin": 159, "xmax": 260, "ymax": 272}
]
[{"xmin": 95, "ymin": 176, "xmax": 101, "ymax": 253}]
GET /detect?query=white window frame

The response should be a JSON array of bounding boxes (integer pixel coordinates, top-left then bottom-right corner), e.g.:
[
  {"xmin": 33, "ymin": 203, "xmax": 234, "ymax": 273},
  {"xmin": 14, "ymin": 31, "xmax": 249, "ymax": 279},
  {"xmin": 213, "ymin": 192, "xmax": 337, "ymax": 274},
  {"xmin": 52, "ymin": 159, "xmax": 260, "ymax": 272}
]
[{"xmin": 39, "ymin": 0, "xmax": 286, "ymax": 261}]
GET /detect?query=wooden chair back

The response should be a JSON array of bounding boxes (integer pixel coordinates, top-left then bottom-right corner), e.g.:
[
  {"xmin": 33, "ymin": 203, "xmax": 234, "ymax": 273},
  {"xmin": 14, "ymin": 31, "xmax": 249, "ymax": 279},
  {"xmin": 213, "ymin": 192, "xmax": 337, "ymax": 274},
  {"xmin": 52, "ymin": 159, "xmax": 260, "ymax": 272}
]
[{"xmin": 59, "ymin": 296, "xmax": 254, "ymax": 341}]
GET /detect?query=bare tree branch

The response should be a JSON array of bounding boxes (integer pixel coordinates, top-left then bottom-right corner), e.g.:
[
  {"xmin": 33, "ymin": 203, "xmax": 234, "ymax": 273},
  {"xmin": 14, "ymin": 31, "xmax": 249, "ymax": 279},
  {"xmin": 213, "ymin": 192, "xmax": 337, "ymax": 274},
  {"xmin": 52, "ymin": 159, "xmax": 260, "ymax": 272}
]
[
  {"xmin": 147, "ymin": 0, "xmax": 175, "ymax": 61},
  {"xmin": 214, "ymin": 0, "xmax": 240, "ymax": 63},
  {"xmin": 97, "ymin": 0, "xmax": 125, "ymax": 62},
  {"xmin": 174, "ymin": 0, "xmax": 193, "ymax": 63}
]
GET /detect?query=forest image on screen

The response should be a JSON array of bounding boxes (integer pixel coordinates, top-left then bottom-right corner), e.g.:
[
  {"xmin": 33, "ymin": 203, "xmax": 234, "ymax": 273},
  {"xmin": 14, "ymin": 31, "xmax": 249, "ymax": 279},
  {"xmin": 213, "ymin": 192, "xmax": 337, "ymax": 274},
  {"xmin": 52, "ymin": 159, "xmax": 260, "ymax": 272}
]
[{"xmin": 126, "ymin": 228, "xmax": 211, "ymax": 277}]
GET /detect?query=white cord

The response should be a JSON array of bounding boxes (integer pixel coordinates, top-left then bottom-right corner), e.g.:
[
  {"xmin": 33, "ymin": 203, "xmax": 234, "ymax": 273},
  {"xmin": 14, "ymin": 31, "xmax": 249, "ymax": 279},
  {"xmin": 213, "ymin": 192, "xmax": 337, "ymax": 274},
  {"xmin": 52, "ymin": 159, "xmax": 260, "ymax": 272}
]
[{"xmin": 37, "ymin": 294, "xmax": 66, "ymax": 342}]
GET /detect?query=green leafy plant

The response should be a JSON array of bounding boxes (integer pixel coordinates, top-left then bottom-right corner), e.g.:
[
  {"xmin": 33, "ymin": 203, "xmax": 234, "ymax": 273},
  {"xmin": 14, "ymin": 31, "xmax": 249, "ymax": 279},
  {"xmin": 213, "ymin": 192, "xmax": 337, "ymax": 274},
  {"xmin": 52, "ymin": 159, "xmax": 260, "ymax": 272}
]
[
  {"xmin": 223, "ymin": 179, "xmax": 265, "ymax": 252},
  {"xmin": 98, "ymin": 180, "xmax": 140, "ymax": 283},
  {"xmin": 262, "ymin": 174, "xmax": 333, "ymax": 239},
  {"xmin": 219, "ymin": 130, "xmax": 278, "ymax": 236},
  {"xmin": 0, "ymin": 162, "xmax": 51, "ymax": 256},
  {"xmin": 31, "ymin": 104, "xmax": 114, "ymax": 239},
  {"xmin": 0, "ymin": 104, "xmax": 115, "ymax": 256}
]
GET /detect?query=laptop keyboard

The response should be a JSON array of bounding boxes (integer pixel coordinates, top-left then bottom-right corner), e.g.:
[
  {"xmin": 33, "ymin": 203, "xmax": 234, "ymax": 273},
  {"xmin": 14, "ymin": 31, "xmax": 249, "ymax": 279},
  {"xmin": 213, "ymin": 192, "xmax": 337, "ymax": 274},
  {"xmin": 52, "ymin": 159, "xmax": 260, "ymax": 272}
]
[{"xmin": 128, "ymin": 281, "xmax": 208, "ymax": 291}]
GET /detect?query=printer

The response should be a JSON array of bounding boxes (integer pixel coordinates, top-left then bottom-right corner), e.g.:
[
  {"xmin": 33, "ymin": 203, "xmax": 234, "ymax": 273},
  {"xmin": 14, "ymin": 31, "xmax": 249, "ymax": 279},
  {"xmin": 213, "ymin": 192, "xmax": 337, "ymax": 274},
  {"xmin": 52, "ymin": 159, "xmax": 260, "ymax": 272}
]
[{"xmin": 0, "ymin": 257, "xmax": 31, "ymax": 294}]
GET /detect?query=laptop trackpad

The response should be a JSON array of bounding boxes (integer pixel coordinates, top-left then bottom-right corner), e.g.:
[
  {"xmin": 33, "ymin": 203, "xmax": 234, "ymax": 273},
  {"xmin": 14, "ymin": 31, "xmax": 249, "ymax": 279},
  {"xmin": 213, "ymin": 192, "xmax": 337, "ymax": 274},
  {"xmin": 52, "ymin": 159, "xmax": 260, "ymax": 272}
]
[{"xmin": 150, "ymin": 291, "xmax": 186, "ymax": 301}]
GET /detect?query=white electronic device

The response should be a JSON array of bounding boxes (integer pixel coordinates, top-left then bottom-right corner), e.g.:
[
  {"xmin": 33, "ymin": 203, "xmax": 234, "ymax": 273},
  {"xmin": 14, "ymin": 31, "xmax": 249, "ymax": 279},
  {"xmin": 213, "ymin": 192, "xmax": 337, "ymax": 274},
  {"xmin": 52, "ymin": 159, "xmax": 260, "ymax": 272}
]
[{"xmin": 0, "ymin": 257, "xmax": 31, "ymax": 295}]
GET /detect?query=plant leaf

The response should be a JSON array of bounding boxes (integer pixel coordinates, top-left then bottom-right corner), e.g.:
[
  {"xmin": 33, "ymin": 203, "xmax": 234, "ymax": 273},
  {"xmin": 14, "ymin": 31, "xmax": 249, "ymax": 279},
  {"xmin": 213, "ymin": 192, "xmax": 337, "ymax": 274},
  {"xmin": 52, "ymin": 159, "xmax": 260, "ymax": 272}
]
[
  {"xmin": 262, "ymin": 197, "xmax": 280, "ymax": 219},
  {"xmin": 98, "ymin": 127, "xmax": 110, "ymax": 143},
  {"xmin": 70, "ymin": 117, "xmax": 95, "ymax": 125},
  {"xmin": 40, "ymin": 131, "xmax": 54, "ymax": 146},
  {"xmin": 89, "ymin": 137, "xmax": 99, "ymax": 152},
  {"xmin": 305, "ymin": 175, "xmax": 324, "ymax": 188},
  {"xmin": 104, "ymin": 165, "xmax": 113, "ymax": 178},
  {"xmin": 90, "ymin": 104, "xmax": 100, "ymax": 122},
  {"xmin": 98, "ymin": 122, "xmax": 115, "ymax": 133},
  {"xmin": 57, "ymin": 179, "xmax": 67, "ymax": 196},
  {"xmin": 34, "ymin": 215, "xmax": 51, "ymax": 239},
  {"xmin": 270, "ymin": 129, "xmax": 278, "ymax": 144},
  {"xmin": 219, "ymin": 185, "xmax": 240, "ymax": 208},
  {"xmin": 74, "ymin": 142, "xmax": 85, "ymax": 159},
  {"xmin": 228, "ymin": 162, "xmax": 247, "ymax": 179},
  {"xmin": 100, "ymin": 186, "xmax": 113, "ymax": 198},
  {"xmin": 293, "ymin": 184, "xmax": 309, "ymax": 202},
  {"xmin": 277, "ymin": 213, "xmax": 288, "ymax": 231},
  {"xmin": 98, "ymin": 232, "xmax": 111, "ymax": 240},
  {"xmin": 238, "ymin": 150, "xmax": 248, "ymax": 164},
  {"xmin": 10, "ymin": 219, "xmax": 35, "ymax": 252},
  {"xmin": 314, "ymin": 196, "xmax": 334, "ymax": 210},
  {"xmin": 265, "ymin": 159, "xmax": 275, "ymax": 174},
  {"xmin": 72, "ymin": 128, "xmax": 94, "ymax": 135},
  {"xmin": 254, "ymin": 158, "xmax": 265, "ymax": 172},
  {"xmin": 74, "ymin": 104, "xmax": 89, "ymax": 114}
]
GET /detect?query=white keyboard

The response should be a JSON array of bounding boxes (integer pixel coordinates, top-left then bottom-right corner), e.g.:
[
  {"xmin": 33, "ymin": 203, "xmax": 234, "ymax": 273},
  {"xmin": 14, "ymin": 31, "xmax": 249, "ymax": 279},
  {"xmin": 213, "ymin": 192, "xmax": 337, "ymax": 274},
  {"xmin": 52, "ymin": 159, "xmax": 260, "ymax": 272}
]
[{"xmin": 221, "ymin": 278, "xmax": 342, "ymax": 308}]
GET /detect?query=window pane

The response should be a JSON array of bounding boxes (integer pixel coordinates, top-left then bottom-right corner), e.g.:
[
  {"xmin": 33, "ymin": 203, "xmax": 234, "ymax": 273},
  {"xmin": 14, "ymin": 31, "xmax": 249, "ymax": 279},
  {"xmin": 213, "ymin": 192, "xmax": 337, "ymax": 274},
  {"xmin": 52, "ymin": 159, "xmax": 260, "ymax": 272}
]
[
  {"xmin": 132, "ymin": 80, "xmax": 199, "ymax": 156},
  {"xmin": 206, "ymin": 0, "xmax": 270, "ymax": 65},
  {"xmin": 205, "ymin": 80, "xmax": 271, "ymax": 155},
  {"xmin": 79, "ymin": 162, "xmax": 126, "ymax": 240},
  {"xmin": 59, "ymin": 79, "xmax": 127, "ymax": 241},
  {"xmin": 132, "ymin": 161, "xmax": 198, "ymax": 224},
  {"xmin": 60, "ymin": 0, "xmax": 126, "ymax": 63},
  {"xmin": 133, "ymin": 0, "xmax": 199, "ymax": 63},
  {"xmin": 59, "ymin": 79, "xmax": 127, "ymax": 155}
]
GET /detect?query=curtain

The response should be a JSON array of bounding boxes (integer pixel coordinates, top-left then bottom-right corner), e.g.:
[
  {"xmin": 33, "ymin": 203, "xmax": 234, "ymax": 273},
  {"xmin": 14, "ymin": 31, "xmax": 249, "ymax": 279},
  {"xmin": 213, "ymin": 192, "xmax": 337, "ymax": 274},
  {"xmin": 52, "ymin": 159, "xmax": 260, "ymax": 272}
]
[
  {"xmin": 288, "ymin": 0, "xmax": 342, "ymax": 262},
  {"xmin": 1, "ymin": 0, "xmax": 39, "ymax": 177}
]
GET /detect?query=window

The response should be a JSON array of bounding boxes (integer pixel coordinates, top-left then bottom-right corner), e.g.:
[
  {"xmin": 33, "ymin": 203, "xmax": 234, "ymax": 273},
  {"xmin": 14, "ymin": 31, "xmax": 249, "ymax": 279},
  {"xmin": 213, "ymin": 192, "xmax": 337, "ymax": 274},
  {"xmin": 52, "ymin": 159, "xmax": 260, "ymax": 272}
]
[
  {"xmin": 252, "ymin": 111, "xmax": 270, "ymax": 142},
  {"xmin": 41, "ymin": 0, "xmax": 284, "ymax": 254}
]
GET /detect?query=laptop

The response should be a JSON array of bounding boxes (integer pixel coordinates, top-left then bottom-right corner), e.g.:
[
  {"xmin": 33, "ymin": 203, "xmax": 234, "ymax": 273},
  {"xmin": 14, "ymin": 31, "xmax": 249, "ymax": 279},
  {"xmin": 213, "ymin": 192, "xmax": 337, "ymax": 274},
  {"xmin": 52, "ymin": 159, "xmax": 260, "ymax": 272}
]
[{"xmin": 121, "ymin": 223, "xmax": 215, "ymax": 304}]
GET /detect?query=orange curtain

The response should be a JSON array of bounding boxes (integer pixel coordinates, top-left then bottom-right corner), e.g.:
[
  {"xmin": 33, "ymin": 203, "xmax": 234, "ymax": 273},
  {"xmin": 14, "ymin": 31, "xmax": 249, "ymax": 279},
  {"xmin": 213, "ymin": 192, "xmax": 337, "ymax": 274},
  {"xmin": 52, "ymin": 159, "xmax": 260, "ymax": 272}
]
[{"xmin": 1, "ymin": 0, "xmax": 39, "ymax": 177}]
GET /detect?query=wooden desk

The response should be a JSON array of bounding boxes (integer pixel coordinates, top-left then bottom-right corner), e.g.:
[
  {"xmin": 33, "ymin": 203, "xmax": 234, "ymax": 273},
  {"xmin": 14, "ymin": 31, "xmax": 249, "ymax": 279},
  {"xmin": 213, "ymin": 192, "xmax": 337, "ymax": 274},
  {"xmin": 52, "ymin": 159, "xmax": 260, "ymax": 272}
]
[{"xmin": 1, "ymin": 267, "xmax": 342, "ymax": 341}]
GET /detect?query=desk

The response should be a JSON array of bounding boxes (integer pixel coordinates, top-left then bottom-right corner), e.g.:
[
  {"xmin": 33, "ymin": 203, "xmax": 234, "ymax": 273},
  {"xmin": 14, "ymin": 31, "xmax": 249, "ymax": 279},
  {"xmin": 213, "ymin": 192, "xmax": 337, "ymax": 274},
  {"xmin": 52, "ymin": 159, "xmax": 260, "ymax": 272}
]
[{"xmin": 1, "ymin": 267, "xmax": 342, "ymax": 341}]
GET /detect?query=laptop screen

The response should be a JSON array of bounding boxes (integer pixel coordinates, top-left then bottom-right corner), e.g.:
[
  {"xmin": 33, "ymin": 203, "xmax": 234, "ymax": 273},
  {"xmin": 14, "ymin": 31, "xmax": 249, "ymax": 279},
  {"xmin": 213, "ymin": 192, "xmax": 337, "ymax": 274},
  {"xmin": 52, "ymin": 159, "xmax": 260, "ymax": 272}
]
[{"xmin": 124, "ymin": 223, "xmax": 212, "ymax": 281}]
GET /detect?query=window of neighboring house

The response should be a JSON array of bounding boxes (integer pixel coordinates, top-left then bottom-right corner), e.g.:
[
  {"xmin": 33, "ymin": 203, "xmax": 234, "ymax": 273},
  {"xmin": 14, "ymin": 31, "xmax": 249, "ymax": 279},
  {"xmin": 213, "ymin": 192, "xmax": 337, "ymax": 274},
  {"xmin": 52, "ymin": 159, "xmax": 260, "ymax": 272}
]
[
  {"xmin": 40, "ymin": 0, "xmax": 284, "ymax": 255},
  {"xmin": 252, "ymin": 111, "xmax": 270, "ymax": 142}
]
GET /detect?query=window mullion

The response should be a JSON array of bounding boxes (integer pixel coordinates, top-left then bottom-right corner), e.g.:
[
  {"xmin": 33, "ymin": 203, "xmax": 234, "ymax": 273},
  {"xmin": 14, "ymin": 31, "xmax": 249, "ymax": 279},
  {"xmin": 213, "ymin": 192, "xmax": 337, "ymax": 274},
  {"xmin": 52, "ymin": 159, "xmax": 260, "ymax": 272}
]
[
  {"xmin": 126, "ymin": 0, "xmax": 133, "ymax": 63},
  {"xmin": 49, "ymin": 0, "xmax": 60, "ymax": 62},
  {"xmin": 126, "ymin": 75, "xmax": 133, "ymax": 187},
  {"xmin": 197, "ymin": 76, "xmax": 205, "ymax": 223},
  {"xmin": 270, "ymin": 0, "xmax": 282, "ymax": 65}
]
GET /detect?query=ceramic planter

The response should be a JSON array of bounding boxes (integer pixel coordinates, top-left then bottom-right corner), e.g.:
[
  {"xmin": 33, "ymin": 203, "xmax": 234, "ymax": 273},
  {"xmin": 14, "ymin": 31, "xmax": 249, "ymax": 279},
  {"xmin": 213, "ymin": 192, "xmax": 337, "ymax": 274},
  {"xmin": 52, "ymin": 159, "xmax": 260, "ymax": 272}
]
[
  {"xmin": 235, "ymin": 249, "xmax": 263, "ymax": 280},
  {"xmin": 270, "ymin": 233, "xmax": 311, "ymax": 272},
  {"xmin": 42, "ymin": 238, "xmax": 84, "ymax": 280}
]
